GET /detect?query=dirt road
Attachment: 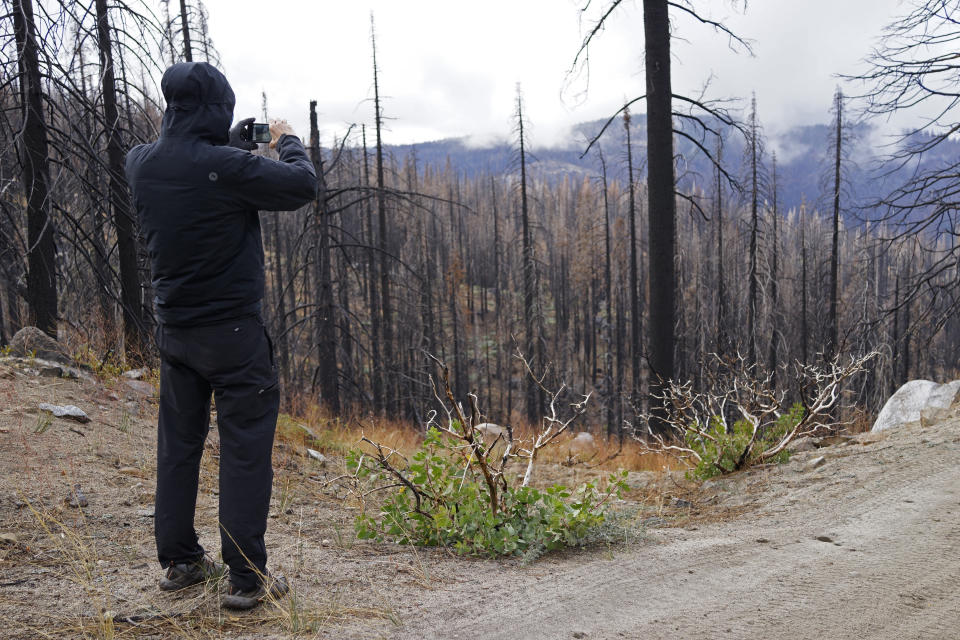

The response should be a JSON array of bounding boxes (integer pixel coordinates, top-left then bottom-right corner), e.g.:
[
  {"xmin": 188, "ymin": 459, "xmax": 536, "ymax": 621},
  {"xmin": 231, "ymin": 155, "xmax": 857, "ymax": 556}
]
[
  {"xmin": 2, "ymin": 364, "xmax": 958, "ymax": 639},
  {"xmin": 388, "ymin": 420, "xmax": 960, "ymax": 640}
]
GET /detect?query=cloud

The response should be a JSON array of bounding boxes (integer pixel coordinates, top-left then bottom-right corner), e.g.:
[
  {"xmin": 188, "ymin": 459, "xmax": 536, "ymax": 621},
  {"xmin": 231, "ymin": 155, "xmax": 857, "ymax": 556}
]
[{"xmin": 199, "ymin": 0, "xmax": 912, "ymax": 150}]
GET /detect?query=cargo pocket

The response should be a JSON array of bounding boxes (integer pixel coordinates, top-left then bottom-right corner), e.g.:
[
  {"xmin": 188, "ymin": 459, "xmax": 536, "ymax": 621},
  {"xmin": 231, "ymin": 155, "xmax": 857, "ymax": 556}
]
[{"xmin": 258, "ymin": 326, "xmax": 279, "ymax": 397}]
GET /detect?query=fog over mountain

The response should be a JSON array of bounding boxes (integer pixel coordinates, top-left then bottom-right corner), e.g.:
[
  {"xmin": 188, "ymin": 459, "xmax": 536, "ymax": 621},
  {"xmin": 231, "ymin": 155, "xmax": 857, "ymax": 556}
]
[{"xmin": 387, "ymin": 115, "xmax": 956, "ymax": 221}]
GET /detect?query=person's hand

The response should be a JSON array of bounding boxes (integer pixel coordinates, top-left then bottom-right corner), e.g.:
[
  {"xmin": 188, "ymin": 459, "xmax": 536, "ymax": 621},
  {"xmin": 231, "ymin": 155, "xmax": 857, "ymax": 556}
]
[
  {"xmin": 269, "ymin": 118, "xmax": 296, "ymax": 149},
  {"xmin": 228, "ymin": 117, "xmax": 258, "ymax": 151}
]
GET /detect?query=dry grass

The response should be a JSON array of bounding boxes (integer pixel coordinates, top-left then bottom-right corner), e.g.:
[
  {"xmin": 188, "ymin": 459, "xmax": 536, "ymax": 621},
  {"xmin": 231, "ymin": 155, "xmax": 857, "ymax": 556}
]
[
  {"xmin": 844, "ymin": 408, "xmax": 876, "ymax": 435},
  {"xmin": 275, "ymin": 402, "xmax": 679, "ymax": 474}
]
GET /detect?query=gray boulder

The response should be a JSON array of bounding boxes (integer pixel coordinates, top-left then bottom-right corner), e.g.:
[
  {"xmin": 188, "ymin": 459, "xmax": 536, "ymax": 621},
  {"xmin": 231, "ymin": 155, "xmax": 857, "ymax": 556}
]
[
  {"xmin": 38, "ymin": 403, "xmax": 90, "ymax": 423},
  {"xmin": 871, "ymin": 379, "xmax": 960, "ymax": 432},
  {"xmin": 9, "ymin": 327, "xmax": 70, "ymax": 364}
]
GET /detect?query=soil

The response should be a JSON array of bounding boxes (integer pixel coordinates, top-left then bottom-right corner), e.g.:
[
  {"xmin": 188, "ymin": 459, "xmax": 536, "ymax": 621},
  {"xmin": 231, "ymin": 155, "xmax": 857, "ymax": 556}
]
[{"xmin": 1, "ymin": 358, "xmax": 958, "ymax": 639}]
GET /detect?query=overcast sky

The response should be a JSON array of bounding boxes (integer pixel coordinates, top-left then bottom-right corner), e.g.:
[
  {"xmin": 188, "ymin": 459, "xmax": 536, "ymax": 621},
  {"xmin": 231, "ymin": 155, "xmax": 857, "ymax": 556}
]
[{"xmin": 201, "ymin": 0, "xmax": 908, "ymax": 149}]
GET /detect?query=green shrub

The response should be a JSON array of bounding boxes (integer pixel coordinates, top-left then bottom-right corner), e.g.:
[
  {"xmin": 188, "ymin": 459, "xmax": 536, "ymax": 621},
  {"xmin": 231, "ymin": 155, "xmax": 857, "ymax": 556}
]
[
  {"xmin": 685, "ymin": 403, "xmax": 802, "ymax": 480},
  {"xmin": 348, "ymin": 426, "xmax": 628, "ymax": 558}
]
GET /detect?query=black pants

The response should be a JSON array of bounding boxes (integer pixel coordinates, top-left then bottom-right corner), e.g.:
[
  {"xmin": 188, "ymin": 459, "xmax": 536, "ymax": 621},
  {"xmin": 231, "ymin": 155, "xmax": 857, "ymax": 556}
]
[{"xmin": 155, "ymin": 315, "xmax": 279, "ymax": 591}]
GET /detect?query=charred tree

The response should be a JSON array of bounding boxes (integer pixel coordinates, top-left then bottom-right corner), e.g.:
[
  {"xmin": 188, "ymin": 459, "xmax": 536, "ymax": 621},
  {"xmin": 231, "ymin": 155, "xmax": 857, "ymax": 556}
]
[
  {"xmin": 178, "ymin": 0, "xmax": 193, "ymax": 61},
  {"xmin": 714, "ymin": 138, "xmax": 727, "ymax": 357},
  {"xmin": 624, "ymin": 107, "xmax": 642, "ymax": 407},
  {"xmin": 767, "ymin": 153, "xmax": 781, "ymax": 387},
  {"xmin": 828, "ymin": 87, "xmax": 844, "ymax": 360},
  {"xmin": 95, "ymin": 0, "xmax": 146, "ymax": 360},
  {"xmin": 371, "ymin": 18, "xmax": 396, "ymax": 415},
  {"xmin": 516, "ymin": 85, "xmax": 542, "ymax": 424},
  {"xmin": 13, "ymin": 0, "xmax": 58, "ymax": 337},
  {"xmin": 643, "ymin": 0, "xmax": 676, "ymax": 432},
  {"xmin": 310, "ymin": 101, "xmax": 340, "ymax": 413},
  {"xmin": 745, "ymin": 93, "xmax": 763, "ymax": 366}
]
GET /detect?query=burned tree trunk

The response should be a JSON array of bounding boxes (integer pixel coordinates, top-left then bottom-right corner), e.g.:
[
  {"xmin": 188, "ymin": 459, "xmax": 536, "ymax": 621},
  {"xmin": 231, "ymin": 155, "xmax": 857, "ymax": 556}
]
[
  {"xmin": 624, "ymin": 107, "xmax": 642, "ymax": 407},
  {"xmin": 516, "ymin": 86, "xmax": 542, "ymax": 424},
  {"xmin": 746, "ymin": 94, "xmax": 761, "ymax": 366},
  {"xmin": 829, "ymin": 88, "xmax": 843, "ymax": 360},
  {"xmin": 310, "ymin": 100, "xmax": 340, "ymax": 413},
  {"xmin": 95, "ymin": 0, "xmax": 145, "ymax": 359},
  {"xmin": 13, "ymin": 0, "xmax": 58, "ymax": 337},
  {"xmin": 644, "ymin": 0, "xmax": 676, "ymax": 432},
  {"xmin": 179, "ymin": 0, "xmax": 193, "ymax": 61},
  {"xmin": 371, "ymin": 19, "xmax": 395, "ymax": 415}
]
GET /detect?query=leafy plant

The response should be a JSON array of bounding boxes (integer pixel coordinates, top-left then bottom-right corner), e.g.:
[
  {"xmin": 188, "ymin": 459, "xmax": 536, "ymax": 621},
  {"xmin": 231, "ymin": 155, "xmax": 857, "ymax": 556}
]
[
  {"xmin": 348, "ymin": 426, "xmax": 628, "ymax": 558},
  {"xmin": 685, "ymin": 403, "xmax": 802, "ymax": 480}
]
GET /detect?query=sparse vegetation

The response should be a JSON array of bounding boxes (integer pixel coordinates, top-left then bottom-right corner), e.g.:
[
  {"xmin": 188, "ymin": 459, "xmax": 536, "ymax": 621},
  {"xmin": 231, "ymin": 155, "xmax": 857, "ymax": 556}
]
[{"xmin": 349, "ymin": 425, "xmax": 629, "ymax": 558}]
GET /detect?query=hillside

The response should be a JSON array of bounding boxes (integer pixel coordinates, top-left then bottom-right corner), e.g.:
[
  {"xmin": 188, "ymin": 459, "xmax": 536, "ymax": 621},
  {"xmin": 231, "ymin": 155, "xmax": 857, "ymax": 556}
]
[
  {"xmin": 1, "ymin": 358, "xmax": 958, "ymax": 638},
  {"xmin": 386, "ymin": 116, "xmax": 958, "ymax": 218}
]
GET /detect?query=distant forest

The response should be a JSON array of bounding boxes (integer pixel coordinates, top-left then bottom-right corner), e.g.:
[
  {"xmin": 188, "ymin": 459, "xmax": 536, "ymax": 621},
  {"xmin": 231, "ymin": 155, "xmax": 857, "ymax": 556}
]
[{"xmin": 4, "ymin": 0, "xmax": 960, "ymax": 435}]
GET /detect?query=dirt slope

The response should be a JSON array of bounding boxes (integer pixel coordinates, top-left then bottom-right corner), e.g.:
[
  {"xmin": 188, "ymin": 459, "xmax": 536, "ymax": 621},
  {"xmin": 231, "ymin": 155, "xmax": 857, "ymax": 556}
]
[{"xmin": 1, "ymin": 361, "xmax": 958, "ymax": 639}]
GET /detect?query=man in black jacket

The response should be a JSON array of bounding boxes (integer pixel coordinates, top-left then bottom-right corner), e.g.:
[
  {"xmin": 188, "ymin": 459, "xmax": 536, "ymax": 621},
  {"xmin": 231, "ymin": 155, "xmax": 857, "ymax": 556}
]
[{"xmin": 125, "ymin": 61, "xmax": 317, "ymax": 609}]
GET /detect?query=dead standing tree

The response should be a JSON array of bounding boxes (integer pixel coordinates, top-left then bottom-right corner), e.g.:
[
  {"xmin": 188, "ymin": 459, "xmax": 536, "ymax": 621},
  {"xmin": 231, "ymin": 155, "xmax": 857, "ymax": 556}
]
[
  {"xmin": 743, "ymin": 93, "xmax": 767, "ymax": 367},
  {"xmin": 309, "ymin": 100, "xmax": 341, "ymax": 413},
  {"xmin": 846, "ymin": 0, "xmax": 960, "ymax": 340},
  {"xmin": 11, "ymin": 0, "xmax": 58, "ymax": 337},
  {"xmin": 95, "ymin": 0, "xmax": 147, "ymax": 359},
  {"xmin": 515, "ymin": 84, "xmax": 543, "ymax": 425},
  {"xmin": 4, "ymin": 0, "xmax": 166, "ymax": 350},
  {"xmin": 572, "ymin": 0, "xmax": 751, "ymax": 434}
]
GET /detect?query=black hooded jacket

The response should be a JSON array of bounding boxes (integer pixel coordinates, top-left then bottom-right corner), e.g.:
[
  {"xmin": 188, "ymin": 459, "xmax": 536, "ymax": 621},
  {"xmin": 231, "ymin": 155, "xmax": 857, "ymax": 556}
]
[{"xmin": 125, "ymin": 62, "xmax": 317, "ymax": 326}]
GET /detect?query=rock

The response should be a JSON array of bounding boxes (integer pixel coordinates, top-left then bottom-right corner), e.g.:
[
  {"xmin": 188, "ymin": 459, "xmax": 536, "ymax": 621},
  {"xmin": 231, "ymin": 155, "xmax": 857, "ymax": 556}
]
[
  {"xmin": 66, "ymin": 484, "xmax": 88, "ymax": 508},
  {"xmin": 122, "ymin": 367, "xmax": 150, "ymax": 380},
  {"xmin": 569, "ymin": 431, "xmax": 597, "ymax": 452},
  {"xmin": 135, "ymin": 509, "xmax": 154, "ymax": 518},
  {"xmin": 38, "ymin": 403, "xmax": 90, "ymax": 424},
  {"xmin": 124, "ymin": 379, "xmax": 155, "ymax": 396},
  {"xmin": 9, "ymin": 327, "xmax": 70, "ymax": 364},
  {"xmin": 788, "ymin": 438, "xmax": 817, "ymax": 453},
  {"xmin": 671, "ymin": 497, "xmax": 693, "ymax": 508},
  {"xmin": 872, "ymin": 379, "xmax": 960, "ymax": 432},
  {"xmin": 306, "ymin": 448, "xmax": 328, "ymax": 465},
  {"xmin": 321, "ymin": 539, "xmax": 331, "ymax": 546},
  {"xmin": 805, "ymin": 456, "xmax": 826, "ymax": 471},
  {"xmin": 38, "ymin": 365, "xmax": 62, "ymax": 377},
  {"xmin": 0, "ymin": 533, "xmax": 18, "ymax": 545},
  {"xmin": 474, "ymin": 422, "xmax": 505, "ymax": 441}
]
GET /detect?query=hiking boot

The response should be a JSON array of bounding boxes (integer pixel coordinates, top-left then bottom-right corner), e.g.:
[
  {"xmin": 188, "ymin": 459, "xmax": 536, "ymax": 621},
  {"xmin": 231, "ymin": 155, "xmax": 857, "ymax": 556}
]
[
  {"xmin": 221, "ymin": 574, "xmax": 289, "ymax": 610},
  {"xmin": 159, "ymin": 556, "xmax": 225, "ymax": 591}
]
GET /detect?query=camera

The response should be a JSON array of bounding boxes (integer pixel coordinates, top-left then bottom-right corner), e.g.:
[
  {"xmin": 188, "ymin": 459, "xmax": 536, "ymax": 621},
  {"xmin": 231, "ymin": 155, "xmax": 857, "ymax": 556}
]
[{"xmin": 242, "ymin": 122, "xmax": 271, "ymax": 144}]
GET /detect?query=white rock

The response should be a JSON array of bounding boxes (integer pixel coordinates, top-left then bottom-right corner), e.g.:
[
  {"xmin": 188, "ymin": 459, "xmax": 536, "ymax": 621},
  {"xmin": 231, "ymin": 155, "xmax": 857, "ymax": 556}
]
[
  {"xmin": 872, "ymin": 379, "xmax": 960, "ymax": 432},
  {"xmin": 569, "ymin": 431, "xmax": 597, "ymax": 452},
  {"xmin": 474, "ymin": 423, "xmax": 505, "ymax": 441},
  {"xmin": 122, "ymin": 367, "xmax": 150, "ymax": 380},
  {"xmin": 38, "ymin": 403, "xmax": 90, "ymax": 424},
  {"xmin": 306, "ymin": 448, "xmax": 328, "ymax": 464}
]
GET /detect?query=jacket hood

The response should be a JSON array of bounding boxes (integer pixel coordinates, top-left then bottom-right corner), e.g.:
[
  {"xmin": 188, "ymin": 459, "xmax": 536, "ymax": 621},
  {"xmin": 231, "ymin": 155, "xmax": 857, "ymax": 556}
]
[{"xmin": 160, "ymin": 62, "xmax": 235, "ymax": 145}]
